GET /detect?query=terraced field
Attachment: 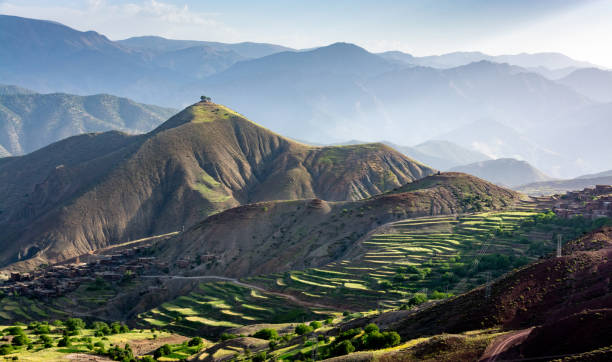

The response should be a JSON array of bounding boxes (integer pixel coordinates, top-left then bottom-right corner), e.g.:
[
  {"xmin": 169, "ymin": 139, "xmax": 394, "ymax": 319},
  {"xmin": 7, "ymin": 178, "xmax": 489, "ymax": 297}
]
[
  {"xmin": 242, "ymin": 210, "xmax": 553, "ymax": 310},
  {"xmin": 137, "ymin": 282, "xmax": 330, "ymax": 336},
  {"xmin": 141, "ymin": 206, "xmax": 605, "ymax": 333}
]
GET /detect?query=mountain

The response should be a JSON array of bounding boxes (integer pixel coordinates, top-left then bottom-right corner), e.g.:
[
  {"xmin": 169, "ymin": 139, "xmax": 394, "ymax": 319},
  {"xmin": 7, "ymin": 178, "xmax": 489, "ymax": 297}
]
[
  {"xmin": 530, "ymin": 102, "xmax": 612, "ymax": 177},
  {"xmin": 0, "ymin": 89, "xmax": 176, "ymax": 156},
  {"xmin": 0, "ymin": 84, "xmax": 36, "ymax": 96},
  {"xmin": 149, "ymin": 46, "xmax": 245, "ymax": 79},
  {"xmin": 558, "ymin": 68, "xmax": 612, "ymax": 102},
  {"xmin": 379, "ymin": 50, "xmax": 597, "ymax": 70},
  {"xmin": 516, "ymin": 175, "xmax": 612, "ymax": 196},
  {"xmin": 201, "ymin": 50, "xmax": 590, "ymax": 144},
  {"xmin": 436, "ymin": 118, "xmax": 571, "ymax": 178},
  {"xmin": 157, "ymin": 173, "xmax": 520, "ymax": 278},
  {"xmin": 331, "ymin": 140, "xmax": 489, "ymax": 171},
  {"xmin": 117, "ymin": 36, "xmax": 292, "ymax": 59},
  {"xmin": 450, "ymin": 158, "xmax": 552, "ymax": 188},
  {"xmin": 0, "ymin": 15, "xmax": 195, "ymax": 107},
  {"xmin": 0, "ymin": 101, "xmax": 434, "ymax": 270},
  {"xmin": 409, "ymin": 140, "xmax": 490, "ymax": 170}
]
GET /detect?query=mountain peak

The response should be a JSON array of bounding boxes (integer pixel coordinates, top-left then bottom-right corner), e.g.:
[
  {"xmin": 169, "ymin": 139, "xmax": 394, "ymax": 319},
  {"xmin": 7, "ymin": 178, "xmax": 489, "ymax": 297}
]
[{"xmin": 152, "ymin": 101, "xmax": 247, "ymax": 133}]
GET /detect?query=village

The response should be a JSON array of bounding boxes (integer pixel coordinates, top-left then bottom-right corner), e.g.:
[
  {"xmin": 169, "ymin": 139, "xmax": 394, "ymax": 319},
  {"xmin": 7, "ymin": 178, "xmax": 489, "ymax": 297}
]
[
  {"xmin": 548, "ymin": 184, "xmax": 612, "ymax": 219},
  {"xmin": 0, "ymin": 243, "xmax": 169, "ymax": 299}
]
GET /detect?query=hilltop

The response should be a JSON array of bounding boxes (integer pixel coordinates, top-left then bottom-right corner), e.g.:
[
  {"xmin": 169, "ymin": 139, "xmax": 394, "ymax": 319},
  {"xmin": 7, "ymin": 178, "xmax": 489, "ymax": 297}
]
[
  {"xmin": 0, "ymin": 88, "xmax": 176, "ymax": 156},
  {"xmin": 0, "ymin": 101, "xmax": 433, "ymax": 270}
]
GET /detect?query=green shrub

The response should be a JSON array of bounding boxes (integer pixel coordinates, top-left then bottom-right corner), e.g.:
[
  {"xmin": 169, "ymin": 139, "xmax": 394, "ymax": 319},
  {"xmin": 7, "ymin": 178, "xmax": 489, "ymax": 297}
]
[
  {"xmin": 252, "ymin": 351, "xmax": 267, "ymax": 362},
  {"xmin": 57, "ymin": 336, "xmax": 71, "ymax": 347},
  {"xmin": 332, "ymin": 340, "xmax": 355, "ymax": 356},
  {"xmin": 253, "ymin": 328, "xmax": 278, "ymax": 340},
  {"xmin": 309, "ymin": 321, "xmax": 322, "ymax": 329},
  {"xmin": 294, "ymin": 324, "xmax": 313, "ymax": 336},
  {"xmin": 407, "ymin": 293, "xmax": 427, "ymax": 307},
  {"xmin": 12, "ymin": 334, "xmax": 30, "ymax": 346},
  {"xmin": 325, "ymin": 317, "xmax": 334, "ymax": 325},
  {"xmin": 364, "ymin": 323, "xmax": 379, "ymax": 334},
  {"xmin": 0, "ymin": 344, "xmax": 12, "ymax": 355},
  {"xmin": 5, "ymin": 327, "xmax": 24, "ymax": 336},
  {"xmin": 153, "ymin": 344, "xmax": 171, "ymax": 359},
  {"xmin": 220, "ymin": 333, "xmax": 237, "ymax": 341},
  {"xmin": 188, "ymin": 337, "xmax": 203, "ymax": 347}
]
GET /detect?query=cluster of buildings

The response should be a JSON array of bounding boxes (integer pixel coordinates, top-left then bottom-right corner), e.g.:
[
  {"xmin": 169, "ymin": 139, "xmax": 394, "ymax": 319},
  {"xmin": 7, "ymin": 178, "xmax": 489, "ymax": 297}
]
[
  {"xmin": 0, "ymin": 245, "xmax": 169, "ymax": 299},
  {"xmin": 551, "ymin": 185, "xmax": 612, "ymax": 219}
]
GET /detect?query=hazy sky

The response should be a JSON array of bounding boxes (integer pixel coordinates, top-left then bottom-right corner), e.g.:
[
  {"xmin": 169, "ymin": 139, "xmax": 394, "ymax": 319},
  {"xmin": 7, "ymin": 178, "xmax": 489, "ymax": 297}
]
[{"xmin": 2, "ymin": 0, "xmax": 612, "ymax": 67}]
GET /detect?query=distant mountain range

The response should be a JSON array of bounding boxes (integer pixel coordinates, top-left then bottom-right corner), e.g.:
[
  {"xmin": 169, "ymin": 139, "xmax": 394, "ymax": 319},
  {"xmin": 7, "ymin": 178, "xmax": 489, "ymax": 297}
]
[
  {"xmin": 379, "ymin": 50, "xmax": 597, "ymax": 74},
  {"xmin": 450, "ymin": 158, "xmax": 552, "ymax": 188},
  {"xmin": 0, "ymin": 85, "xmax": 176, "ymax": 156},
  {"xmin": 0, "ymin": 101, "xmax": 433, "ymax": 270},
  {"xmin": 3, "ymin": 15, "xmax": 612, "ymax": 178}
]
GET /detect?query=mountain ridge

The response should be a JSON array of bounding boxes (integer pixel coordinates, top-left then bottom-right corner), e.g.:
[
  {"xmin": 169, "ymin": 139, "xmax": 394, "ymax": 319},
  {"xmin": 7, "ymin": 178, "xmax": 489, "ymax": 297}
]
[{"xmin": 0, "ymin": 101, "xmax": 434, "ymax": 270}]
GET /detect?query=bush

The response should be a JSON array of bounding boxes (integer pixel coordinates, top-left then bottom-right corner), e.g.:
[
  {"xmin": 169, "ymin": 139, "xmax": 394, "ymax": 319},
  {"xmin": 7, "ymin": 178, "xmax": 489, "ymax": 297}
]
[
  {"xmin": 139, "ymin": 356, "xmax": 155, "ymax": 362},
  {"xmin": 252, "ymin": 351, "xmax": 267, "ymax": 362},
  {"xmin": 65, "ymin": 318, "xmax": 85, "ymax": 333},
  {"xmin": 153, "ymin": 344, "xmax": 171, "ymax": 359},
  {"xmin": 253, "ymin": 328, "xmax": 278, "ymax": 340},
  {"xmin": 407, "ymin": 293, "xmax": 427, "ymax": 307},
  {"xmin": 294, "ymin": 324, "xmax": 313, "ymax": 336},
  {"xmin": 337, "ymin": 328, "xmax": 361, "ymax": 342},
  {"xmin": 106, "ymin": 344, "xmax": 133, "ymax": 361},
  {"xmin": 309, "ymin": 321, "xmax": 322, "ymax": 329},
  {"xmin": 57, "ymin": 336, "xmax": 71, "ymax": 347},
  {"xmin": 188, "ymin": 337, "xmax": 203, "ymax": 347},
  {"xmin": 325, "ymin": 317, "xmax": 334, "ymax": 325},
  {"xmin": 220, "ymin": 333, "xmax": 237, "ymax": 341},
  {"xmin": 0, "ymin": 344, "xmax": 12, "ymax": 355},
  {"xmin": 268, "ymin": 340, "xmax": 278, "ymax": 350},
  {"xmin": 94, "ymin": 341, "xmax": 105, "ymax": 348},
  {"xmin": 38, "ymin": 334, "xmax": 52, "ymax": 345},
  {"xmin": 35, "ymin": 324, "xmax": 51, "ymax": 335},
  {"xmin": 5, "ymin": 327, "xmax": 24, "ymax": 336},
  {"xmin": 12, "ymin": 334, "xmax": 30, "ymax": 346},
  {"xmin": 364, "ymin": 323, "xmax": 379, "ymax": 334},
  {"xmin": 332, "ymin": 340, "xmax": 355, "ymax": 356}
]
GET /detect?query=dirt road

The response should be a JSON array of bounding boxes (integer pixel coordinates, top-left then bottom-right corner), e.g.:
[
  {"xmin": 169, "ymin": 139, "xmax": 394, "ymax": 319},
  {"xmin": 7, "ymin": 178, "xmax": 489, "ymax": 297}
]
[{"xmin": 479, "ymin": 327, "xmax": 534, "ymax": 362}]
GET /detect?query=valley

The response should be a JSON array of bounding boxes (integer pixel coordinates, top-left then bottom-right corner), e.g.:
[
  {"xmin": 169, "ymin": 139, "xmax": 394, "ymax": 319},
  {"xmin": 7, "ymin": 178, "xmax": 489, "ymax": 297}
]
[{"xmin": 1, "ymin": 7, "xmax": 612, "ymax": 361}]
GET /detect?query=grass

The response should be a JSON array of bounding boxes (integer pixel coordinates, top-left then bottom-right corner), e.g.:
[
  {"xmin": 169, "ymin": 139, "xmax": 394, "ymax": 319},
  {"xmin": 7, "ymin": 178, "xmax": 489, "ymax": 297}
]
[{"xmin": 0, "ymin": 324, "xmax": 172, "ymax": 361}]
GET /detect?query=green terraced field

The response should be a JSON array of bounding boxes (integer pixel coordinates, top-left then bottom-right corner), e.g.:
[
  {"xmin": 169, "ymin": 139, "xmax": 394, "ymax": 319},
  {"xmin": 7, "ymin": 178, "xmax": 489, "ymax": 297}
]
[
  {"xmin": 137, "ymin": 207, "xmax": 611, "ymax": 334},
  {"xmin": 137, "ymin": 282, "xmax": 329, "ymax": 336},
  {"xmin": 242, "ymin": 210, "xmax": 587, "ymax": 310}
]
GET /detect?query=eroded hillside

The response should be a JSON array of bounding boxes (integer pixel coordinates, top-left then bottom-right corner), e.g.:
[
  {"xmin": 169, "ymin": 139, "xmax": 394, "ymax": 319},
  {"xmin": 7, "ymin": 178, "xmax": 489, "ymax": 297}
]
[{"xmin": 0, "ymin": 101, "xmax": 434, "ymax": 269}]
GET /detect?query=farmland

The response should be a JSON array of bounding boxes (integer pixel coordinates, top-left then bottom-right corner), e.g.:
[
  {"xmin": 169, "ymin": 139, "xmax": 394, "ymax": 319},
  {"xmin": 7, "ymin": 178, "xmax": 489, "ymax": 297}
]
[{"xmin": 138, "ymin": 207, "xmax": 609, "ymax": 334}]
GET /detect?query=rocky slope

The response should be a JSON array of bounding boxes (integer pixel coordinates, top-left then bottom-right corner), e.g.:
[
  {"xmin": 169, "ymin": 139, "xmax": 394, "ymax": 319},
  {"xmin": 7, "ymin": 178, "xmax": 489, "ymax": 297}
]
[
  {"xmin": 0, "ymin": 101, "xmax": 434, "ymax": 270},
  {"xmin": 157, "ymin": 172, "xmax": 521, "ymax": 278},
  {"xmin": 0, "ymin": 89, "xmax": 176, "ymax": 155}
]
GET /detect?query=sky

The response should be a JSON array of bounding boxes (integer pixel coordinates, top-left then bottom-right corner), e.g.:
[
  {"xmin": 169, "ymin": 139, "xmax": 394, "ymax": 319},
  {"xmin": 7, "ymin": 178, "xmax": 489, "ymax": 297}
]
[{"xmin": 1, "ymin": 0, "xmax": 612, "ymax": 67}]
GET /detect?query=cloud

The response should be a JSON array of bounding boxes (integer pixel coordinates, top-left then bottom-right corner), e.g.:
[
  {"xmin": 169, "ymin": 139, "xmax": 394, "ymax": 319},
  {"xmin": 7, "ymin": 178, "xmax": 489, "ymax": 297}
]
[{"xmin": 0, "ymin": 0, "xmax": 238, "ymax": 40}]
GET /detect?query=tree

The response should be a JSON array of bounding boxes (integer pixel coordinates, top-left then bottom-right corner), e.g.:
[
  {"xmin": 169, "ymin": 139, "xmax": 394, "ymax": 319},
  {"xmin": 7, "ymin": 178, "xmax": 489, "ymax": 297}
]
[
  {"xmin": 309, "ymin": 321, "xmax": 322, "ymax": 329},
  {"xmin": 332, "ymin": 340, "xmax": 355, "ymax": 356},
  {"xmin": 11, "ymin": 334, "xmax": 30, "ymax": 346},
  {"xmin": 154, "ymin": 344, "xmax": 171, "ymax": 359},
  {"xmin": 253, "ymin": 328, "xmax": 278, "ymax": 340},
  {"xmin": 188, "ymin": 337, "xmax": 203, "ymax": 347},
  {"xmin": 57, "ymin": 336, "xmax": 71, "ymax": 347},
  {"xmin": 364, "ymin": 323, "xmax": 379, "ymax": 334},
  {"xmin": 200, "ymin": 95, "xmax": 212, "ymax": 103},
  {"xmin": 295, "ymin": 324, "xmax": 313, "ymax": 335}
]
